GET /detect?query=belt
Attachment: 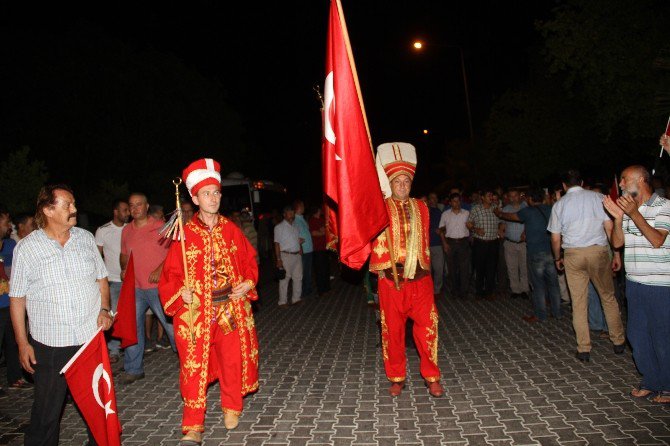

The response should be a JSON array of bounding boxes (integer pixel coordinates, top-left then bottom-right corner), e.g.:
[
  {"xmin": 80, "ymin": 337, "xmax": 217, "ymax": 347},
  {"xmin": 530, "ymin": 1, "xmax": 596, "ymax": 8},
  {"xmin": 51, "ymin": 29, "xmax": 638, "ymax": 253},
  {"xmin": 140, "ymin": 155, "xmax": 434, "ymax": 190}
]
[
  {"xmin": 446, "ymin": 237, "xmax": 468, "ymax": 241},
  {"xmin": 211, "ymin": 284, "xmax": 232, "ymax": 306},
  {"xmin": 382, "ymin": 266, "xmax": 430, "ymax": 283},
  {"xmin": 281, "ymin": 251, "xmax": 300, "ymax": 255},
  {"xmin": 505, "ymin": 238, "xmax": 524, "ymax": 244}
]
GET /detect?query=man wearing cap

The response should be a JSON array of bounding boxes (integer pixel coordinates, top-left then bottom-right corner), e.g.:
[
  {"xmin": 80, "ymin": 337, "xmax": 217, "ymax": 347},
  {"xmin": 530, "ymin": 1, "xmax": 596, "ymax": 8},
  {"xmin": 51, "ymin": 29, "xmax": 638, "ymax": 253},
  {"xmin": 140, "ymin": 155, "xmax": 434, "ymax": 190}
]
[
  {"xmin": 159, "ymin": 158, "xmax": 259, "ymax": 445},
  {"xmin": 369, "ymin": 142, "xmax": 444, "ymax": 398}
]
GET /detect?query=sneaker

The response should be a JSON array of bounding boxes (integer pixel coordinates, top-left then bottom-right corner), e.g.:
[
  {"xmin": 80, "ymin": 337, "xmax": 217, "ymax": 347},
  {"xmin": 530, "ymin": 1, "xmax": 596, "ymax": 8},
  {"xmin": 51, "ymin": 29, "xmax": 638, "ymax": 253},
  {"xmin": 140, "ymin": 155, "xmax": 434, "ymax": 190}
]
[
  {"xmin": 9, "ymin": 379, "xmax": 33, "ymax": 390},
  {"xmin": 144, "ymin": 342, "xmax": 156, "ymax": 353},
  {"xmin": 155, "ymin": 338, "xmax": 171, "ymax": 350}
]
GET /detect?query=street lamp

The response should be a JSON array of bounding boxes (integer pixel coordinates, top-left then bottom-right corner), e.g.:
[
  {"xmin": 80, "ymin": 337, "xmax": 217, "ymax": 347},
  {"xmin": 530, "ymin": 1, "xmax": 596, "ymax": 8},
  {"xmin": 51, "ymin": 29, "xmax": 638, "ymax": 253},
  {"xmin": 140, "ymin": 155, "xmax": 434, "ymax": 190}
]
[{"xmin": 412, "ymin": 40, "xmax": 474, "ymax": 144}]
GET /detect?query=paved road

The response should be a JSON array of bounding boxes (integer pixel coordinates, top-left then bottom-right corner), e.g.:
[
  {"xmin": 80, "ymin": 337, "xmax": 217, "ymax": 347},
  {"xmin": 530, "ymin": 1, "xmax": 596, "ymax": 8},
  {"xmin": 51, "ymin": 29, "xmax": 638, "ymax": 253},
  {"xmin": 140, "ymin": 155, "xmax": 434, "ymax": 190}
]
[{"xmin": 1, "ymin": 275, "xmax": 669, "ymax": 445}]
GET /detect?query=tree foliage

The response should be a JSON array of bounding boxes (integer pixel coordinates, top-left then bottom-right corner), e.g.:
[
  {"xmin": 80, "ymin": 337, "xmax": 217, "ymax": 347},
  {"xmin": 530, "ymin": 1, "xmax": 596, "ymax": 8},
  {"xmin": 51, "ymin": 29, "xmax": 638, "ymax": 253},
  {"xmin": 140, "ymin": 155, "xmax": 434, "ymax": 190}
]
[
  {"xmin": 0, "ymin": 23, "xmax": 251, "ymax": 210},
  {"xmin": 485, "ymin": 0, "xmax": 670, "ymax": 184},
  {"xmin": 537, "ymin": 0, "xmax": 670, "ymax": 140},
  {"xmin": 0, "ymin": 147, "xmax": 49, "ymax": 214}
]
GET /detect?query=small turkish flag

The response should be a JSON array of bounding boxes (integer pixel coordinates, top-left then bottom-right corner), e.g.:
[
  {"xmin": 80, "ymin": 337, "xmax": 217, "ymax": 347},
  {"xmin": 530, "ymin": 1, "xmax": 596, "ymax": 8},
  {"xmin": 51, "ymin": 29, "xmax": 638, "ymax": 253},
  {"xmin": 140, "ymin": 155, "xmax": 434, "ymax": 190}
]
[
  {"xmin": 61, "ymin": 328, "xmax": 122, "ymax": 446},
  {"xmin": 111, "ymin": 252, "xmax": 137, "ymax": 348}
]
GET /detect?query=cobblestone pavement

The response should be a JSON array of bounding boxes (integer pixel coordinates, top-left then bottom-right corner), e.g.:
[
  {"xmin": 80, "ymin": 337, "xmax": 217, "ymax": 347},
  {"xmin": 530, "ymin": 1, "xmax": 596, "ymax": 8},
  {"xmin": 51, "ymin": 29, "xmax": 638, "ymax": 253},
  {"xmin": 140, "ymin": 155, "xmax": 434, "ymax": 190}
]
[{"xmin": 1, "ymin": 276, "xmax": 669, "ymax": 445}]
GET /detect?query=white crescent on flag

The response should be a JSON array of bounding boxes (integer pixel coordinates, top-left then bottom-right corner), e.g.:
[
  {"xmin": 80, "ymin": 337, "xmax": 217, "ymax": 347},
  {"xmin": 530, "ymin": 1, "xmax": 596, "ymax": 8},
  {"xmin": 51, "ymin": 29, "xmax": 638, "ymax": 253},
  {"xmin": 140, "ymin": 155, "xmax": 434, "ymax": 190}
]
[
  {"xmin": 324, "ymin": 71, "xmax": 342, "ymax": 161},
  {"xmin": 92, "ymin": 363, "xmax": 116, "ymax": 417}
]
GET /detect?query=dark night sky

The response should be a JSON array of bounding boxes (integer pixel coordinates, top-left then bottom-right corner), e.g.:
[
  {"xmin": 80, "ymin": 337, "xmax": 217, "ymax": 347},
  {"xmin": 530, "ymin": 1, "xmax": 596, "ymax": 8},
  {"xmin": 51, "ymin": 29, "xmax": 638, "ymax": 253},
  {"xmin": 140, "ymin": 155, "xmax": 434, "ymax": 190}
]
[{"xmin": 2, "ymin": 0, "xmax": 554, "ymax": 201}]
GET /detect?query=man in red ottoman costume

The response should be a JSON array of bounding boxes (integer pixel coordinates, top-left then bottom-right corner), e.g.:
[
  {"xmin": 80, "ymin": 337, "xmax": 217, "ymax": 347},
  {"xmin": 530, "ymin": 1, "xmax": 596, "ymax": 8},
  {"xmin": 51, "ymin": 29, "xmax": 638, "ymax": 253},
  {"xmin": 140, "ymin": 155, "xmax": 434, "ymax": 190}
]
[
  {"xmin": 369, "ymin": 142, "xmax": 444, "ymax": 398},
  {"xmin": 159, "ymin": 158, "xmax": 259, "ymax": 445}
]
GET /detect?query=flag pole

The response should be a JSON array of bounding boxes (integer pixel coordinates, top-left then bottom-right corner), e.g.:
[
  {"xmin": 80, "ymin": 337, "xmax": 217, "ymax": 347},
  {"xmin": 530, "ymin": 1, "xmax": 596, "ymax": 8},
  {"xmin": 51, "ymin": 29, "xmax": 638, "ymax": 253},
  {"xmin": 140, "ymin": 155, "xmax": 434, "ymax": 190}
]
[
  {"xmin": 658, "ymin": 115, "xmax": 670, "ymax": 158},
  {"xmin": 335, "ymin": 0, "xmax": 374, "ymax": 156},
  {"xmin": 172, "ymin": 179, "xmax": 196, "ymax": 344}
]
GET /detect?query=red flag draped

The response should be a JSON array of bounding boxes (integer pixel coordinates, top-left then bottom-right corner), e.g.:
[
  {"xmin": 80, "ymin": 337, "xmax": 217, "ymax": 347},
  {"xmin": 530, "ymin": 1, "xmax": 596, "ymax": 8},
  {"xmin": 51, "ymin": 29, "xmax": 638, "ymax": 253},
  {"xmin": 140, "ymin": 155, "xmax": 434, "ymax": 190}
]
[
  {"xmin": 322, "ymin": 0, "xmax": 389, "ymax": 269},
  {"xmin": 61, "ymin": 329, "xmax": 122, "ymax": 446},
  {"xmin": 111, "ymin": 253, "xmax": 137, "ymax": 348}
]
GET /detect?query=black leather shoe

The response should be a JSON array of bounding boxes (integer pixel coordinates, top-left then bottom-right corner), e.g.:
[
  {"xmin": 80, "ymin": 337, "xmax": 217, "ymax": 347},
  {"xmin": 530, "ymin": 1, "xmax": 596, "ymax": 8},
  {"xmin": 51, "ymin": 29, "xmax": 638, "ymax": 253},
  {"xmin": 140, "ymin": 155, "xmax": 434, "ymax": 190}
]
[
  {"xmin": 576, "ymin": 352, "xmax": 590, "ymax": 362},
  {"xmin": 613, "ymin": 344, "xmax": 626, "ymax": 354}
]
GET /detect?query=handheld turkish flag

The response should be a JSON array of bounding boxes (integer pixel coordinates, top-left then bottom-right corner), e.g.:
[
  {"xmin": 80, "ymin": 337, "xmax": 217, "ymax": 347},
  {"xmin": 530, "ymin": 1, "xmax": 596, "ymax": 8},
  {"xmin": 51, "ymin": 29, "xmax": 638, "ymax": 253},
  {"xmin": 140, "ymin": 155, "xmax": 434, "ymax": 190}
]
[
  {"xmin": 111, "ymin": 252, "xmax": 137, "ymax": 348},
  {"xmin": 323, "ymin": 0, "xmax": 389, "ymax": 269},
  {"xmin": 609, "ymin": 175, "xmax": 619, "ymax": 201},
  {"xmin": 61, "ymin": 328, "xmax": 122, "ymax": 446}
]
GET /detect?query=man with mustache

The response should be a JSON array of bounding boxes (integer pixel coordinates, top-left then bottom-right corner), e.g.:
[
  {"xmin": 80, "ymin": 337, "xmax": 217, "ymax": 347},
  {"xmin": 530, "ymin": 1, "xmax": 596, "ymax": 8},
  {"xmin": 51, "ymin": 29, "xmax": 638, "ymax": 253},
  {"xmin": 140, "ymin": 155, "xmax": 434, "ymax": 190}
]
[
  {"xmin": 369, "ymin": 142, "xmax": 444, "ymax": 398},
  {"xmin": 9, "ymin": 184, "xmax": 112, "ymax": 445}
]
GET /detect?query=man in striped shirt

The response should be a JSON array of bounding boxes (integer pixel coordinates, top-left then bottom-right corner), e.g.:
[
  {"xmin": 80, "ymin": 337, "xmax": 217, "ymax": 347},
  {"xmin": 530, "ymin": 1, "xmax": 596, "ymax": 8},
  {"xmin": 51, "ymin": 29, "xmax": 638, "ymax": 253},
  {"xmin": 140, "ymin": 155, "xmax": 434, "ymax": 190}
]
[{"xmin": 604, "ymin": 165, "xmax": 670, "ymax": 404}]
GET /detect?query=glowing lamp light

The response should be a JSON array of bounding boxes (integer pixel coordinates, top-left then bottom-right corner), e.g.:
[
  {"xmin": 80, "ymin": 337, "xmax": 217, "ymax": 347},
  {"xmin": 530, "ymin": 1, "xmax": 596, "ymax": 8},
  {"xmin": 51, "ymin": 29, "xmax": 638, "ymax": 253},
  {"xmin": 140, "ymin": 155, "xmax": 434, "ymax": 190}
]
[{"xmin": 413, "ymin": 41, "xmax": 423, "ymax": 50}]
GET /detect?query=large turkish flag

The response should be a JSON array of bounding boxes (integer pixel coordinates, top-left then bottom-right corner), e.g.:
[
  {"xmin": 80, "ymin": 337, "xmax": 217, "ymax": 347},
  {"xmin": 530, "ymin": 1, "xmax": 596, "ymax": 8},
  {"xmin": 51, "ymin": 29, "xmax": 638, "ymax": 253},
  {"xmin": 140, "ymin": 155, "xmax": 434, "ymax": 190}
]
[
  {"xmin": 323, "ymin": 0, "xmax": 389, "ymax": 269},
  {"xmin": 61, "ymin": 329, "xmax": 122, "ymax": 446}
]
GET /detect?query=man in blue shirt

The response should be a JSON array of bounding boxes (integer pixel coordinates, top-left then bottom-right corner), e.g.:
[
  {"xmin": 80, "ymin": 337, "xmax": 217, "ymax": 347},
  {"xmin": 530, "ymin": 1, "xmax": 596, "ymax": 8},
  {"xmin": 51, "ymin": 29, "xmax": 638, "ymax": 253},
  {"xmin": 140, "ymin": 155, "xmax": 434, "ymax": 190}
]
[
  {"xmin": 0, "ymin": 208, "xmax": 29, "ymax": 394},
  {"xmin": 497, "ymin": 190, "xmax": 561, "ymax": 322},
  {"xmin": 294, "ymin": 200, "xmax": 314, "ymax": 298}
]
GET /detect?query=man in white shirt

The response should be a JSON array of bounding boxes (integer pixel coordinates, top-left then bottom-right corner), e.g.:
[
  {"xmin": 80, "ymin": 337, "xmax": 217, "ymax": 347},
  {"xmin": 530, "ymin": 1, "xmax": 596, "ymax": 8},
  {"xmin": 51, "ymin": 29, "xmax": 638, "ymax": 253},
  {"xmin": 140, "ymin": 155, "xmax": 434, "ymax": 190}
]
[
  {"xmin": 94, "ymin": 198, "xmax": 130, "ymax": 362},
  {"xmin": 439, "ymin": 193, "xmax": 471, "ymax": 299},
  {"xmin": 548, "ymin": 169, "xmax": 624, "ymax": 362},
  {"xmin": 274, "ymin": 206, "xmax": 304, "ymax": 307}
]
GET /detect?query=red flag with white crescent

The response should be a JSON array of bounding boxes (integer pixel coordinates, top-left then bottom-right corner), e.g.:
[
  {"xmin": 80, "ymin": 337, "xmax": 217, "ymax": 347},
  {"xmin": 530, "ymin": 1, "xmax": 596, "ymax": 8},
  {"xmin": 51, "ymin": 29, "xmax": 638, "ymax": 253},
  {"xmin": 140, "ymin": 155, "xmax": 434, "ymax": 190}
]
[
  {"xmin": 323, "ymin": 0, "xmax": 388, "ymax": 269},
  {"xmin": 61, "ymin": 329, "xmax": 122, "ymax": 446}
]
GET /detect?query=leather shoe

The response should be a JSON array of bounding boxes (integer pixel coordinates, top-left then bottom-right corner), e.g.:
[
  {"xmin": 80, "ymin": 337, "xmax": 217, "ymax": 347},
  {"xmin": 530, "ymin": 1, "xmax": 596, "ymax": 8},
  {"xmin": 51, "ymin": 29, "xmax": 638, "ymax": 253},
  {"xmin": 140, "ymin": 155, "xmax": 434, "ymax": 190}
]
[
  {"xmin": 425, "ymin": 380, "xmax": 444, "ymax": 398},
  {"xmin": 121, "ymin": 372, "xmax": 145, "ymax": 384},
  {"xmin": 388, "ymin": 381, "xmax": 405, "ymax": 397},
  {"xmin": 224, "ymin": 412, "xmax": 239, "ymax": 429},
  {"xmin": 613, "ymin": 344, "xmax": 626, "ymax": 354},
  {"xmin": 180, "ymin": 431, "xmax": 202, "ymax": 445},
  {"xmin": 576, "ymin": 352, "xmax": 590, "ymax": 362}
]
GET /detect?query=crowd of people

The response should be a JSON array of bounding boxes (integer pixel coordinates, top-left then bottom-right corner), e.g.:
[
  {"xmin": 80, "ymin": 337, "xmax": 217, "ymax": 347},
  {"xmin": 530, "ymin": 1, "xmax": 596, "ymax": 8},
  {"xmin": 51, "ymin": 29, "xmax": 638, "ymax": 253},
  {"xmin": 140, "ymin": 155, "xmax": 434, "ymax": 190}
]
[{"xmin": 1, "ymin": 135, "xmax": 670, "ymax": 444}]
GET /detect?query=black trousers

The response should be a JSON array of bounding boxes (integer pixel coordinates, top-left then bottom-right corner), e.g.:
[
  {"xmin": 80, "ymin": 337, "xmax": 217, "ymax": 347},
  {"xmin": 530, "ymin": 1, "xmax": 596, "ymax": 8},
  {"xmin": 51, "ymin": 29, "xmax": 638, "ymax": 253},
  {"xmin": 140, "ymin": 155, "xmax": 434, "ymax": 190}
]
[
  {"xmin": 0, "ymin": 307, "xmax": 23, "ymax": 384},
  {"xmin": 445, "ymin": 239, "xmax": 471, "ymax": 295},
  {"xmin": 313, "ymin": 250, "xmax": 331, "ymax": 294},
  {"xmin": 472, "ymin": 238, "xmax": 499, "ymax": 296},
  {"xmin": 26, "ymin": 340, "xmax": 96, "ymax": 446}
]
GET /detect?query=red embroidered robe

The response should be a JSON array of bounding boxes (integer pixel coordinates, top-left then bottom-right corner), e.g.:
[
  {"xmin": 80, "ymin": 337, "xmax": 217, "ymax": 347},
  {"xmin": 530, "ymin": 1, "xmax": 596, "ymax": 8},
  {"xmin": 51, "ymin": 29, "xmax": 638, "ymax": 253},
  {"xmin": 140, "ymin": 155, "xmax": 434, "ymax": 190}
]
[
  {"xmin": 369, "ymin": 197, "xmax": 431, "ymax": 277},
  {"xmin": 159, "ymin": 214, "xmax": 259, "ymax": 411}
]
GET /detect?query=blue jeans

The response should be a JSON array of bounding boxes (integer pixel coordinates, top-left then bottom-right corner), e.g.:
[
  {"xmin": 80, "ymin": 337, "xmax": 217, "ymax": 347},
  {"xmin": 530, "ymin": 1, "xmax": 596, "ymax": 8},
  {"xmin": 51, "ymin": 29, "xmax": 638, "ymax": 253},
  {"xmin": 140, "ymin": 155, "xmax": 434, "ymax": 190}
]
[
  {"xmin": 123, "ymin": 288, "xmax": 176, "ymax": 375},
  {"xmin": 528, "ymin": 251, "xmax": 561, "ymax": 320},
  {"xmin": 626, "ymin": 279, "xmax": 670, "ymax": 392},
  {"xmin": 588, "ymin": 282, "xmax": 608, "ymax": 332},
  {"xmin": 107, "ymin": 281, "xmax": 122, "ymax": 356}
]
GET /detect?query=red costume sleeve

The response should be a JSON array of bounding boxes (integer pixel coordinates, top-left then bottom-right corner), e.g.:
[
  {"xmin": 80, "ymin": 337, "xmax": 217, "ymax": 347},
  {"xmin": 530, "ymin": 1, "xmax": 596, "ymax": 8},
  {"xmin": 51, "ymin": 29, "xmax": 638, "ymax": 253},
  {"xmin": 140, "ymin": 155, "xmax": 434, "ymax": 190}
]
[{"xmin": 158, "ymin": 241, "xmax": 186, "ymax": 317}]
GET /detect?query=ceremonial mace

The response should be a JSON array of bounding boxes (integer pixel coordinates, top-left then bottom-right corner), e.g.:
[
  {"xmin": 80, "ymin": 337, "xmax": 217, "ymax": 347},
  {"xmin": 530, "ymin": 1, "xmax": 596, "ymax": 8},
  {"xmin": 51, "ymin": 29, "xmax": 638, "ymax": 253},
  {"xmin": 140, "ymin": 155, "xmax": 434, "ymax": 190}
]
[{"xmin": 161, "ymin": 178, "xmax": 196, "ymax": 344}]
